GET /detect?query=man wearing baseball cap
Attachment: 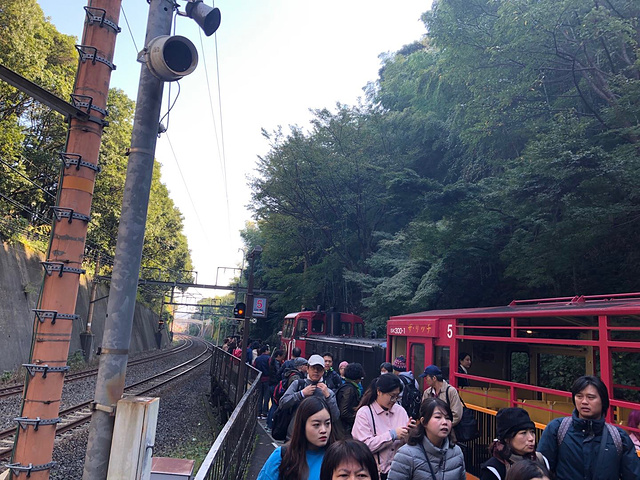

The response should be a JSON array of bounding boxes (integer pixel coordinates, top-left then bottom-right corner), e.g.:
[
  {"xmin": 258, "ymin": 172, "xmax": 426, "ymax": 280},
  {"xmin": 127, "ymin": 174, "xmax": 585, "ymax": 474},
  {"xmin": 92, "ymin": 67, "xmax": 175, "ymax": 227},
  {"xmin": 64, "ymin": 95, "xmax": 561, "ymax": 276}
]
[
  {"xmin": 419, "ymin": 364, "xmax": 463, "ymax": 427},
  {"xmin": 278, "ymin": 354, "xmax": 340, "ymax": 440}
]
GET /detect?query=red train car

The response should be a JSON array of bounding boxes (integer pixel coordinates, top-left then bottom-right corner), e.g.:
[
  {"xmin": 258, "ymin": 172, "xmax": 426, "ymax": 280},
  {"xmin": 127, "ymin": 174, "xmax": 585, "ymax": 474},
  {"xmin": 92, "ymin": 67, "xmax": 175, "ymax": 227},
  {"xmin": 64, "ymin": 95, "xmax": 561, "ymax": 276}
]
[
  {"xmin": 280, "ymin": 309, "xmax": 367, "ymax": 359},
  {"xmin": 387, "ymin": 293, "xmax": 640, "ymax": 435}
]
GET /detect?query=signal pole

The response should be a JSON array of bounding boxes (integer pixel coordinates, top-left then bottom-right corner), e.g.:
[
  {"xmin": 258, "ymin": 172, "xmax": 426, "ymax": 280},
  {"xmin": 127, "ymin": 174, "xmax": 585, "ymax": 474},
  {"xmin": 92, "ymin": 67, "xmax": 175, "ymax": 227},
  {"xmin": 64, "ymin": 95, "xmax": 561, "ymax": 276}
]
[
  {"xmin": 237, "ymin": 245, "xmax": 262, "ymax": 400},
  {"xmin": 81, "ymin": 2, "xmax": 174, "ymax": 477},
  {"xmin": 82, "ymin": 1, "xmax": 219, "ymax": 478}
]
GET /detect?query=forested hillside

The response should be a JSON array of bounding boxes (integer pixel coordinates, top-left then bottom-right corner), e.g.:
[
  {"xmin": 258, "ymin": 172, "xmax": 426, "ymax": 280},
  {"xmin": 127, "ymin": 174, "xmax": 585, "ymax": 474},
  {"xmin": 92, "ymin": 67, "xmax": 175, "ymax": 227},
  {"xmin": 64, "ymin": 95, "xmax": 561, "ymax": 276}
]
[
  {"xmin": 0, "ymin": 0, "xmax": 193, "ymax": 311},
  {"xmin": 247, "ymin": 0, "xmax": 640, "ymax": 335}
]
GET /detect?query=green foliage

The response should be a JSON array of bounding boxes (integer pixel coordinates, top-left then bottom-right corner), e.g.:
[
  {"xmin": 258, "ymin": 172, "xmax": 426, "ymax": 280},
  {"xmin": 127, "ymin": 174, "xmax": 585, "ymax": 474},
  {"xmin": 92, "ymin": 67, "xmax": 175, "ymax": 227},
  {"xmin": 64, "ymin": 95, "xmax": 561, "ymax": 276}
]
[
  {"xmin": 248, "ymin": 0, "xmax": 640, "ymax": 361},
  {"xmin": 0, "ymin": 3, "xmax": 193, "ymax": 312}
]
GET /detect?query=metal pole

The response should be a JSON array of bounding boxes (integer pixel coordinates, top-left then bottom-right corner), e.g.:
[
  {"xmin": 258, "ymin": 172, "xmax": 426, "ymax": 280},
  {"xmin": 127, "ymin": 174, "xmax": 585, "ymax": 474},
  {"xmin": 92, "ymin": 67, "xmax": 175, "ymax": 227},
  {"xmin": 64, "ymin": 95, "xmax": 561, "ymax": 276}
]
[
  {"xmin": 8, "ymin": 2, "xmax": 120, "ymax": 478},
  {"xmin": 237, "ymin": 246, "xmax": 262, "ymax": 398},
  {"xmin": 82, "ymin": 1, "xmax": 173, "ymax": 478}
]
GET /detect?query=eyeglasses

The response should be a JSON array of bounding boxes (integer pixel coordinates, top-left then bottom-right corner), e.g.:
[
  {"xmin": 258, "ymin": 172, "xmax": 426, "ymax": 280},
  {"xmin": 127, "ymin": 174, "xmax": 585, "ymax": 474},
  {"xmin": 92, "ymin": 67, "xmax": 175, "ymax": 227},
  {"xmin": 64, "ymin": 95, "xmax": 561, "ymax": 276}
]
[{"xmin": 387, "ymin": 393, "xmax": 400, "ymax": 402}]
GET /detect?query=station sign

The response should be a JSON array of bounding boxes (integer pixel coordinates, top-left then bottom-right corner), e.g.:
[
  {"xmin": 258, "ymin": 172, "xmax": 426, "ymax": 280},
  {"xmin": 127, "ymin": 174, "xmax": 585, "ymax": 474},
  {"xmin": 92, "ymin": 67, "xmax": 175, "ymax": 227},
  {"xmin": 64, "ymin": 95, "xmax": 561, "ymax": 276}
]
[{"xmin": 253, "ymin": 297, "xmax": 267, "ymax": 318}]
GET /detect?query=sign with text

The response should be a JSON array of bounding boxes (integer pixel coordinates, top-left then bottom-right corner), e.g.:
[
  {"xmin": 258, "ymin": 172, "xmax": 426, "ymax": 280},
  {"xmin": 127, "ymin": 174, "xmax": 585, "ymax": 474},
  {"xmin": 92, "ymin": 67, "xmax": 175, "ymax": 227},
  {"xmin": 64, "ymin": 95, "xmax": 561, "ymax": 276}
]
[{"xmin": 253, "ymin": 297, "xmax": 267, "ymax": 318}]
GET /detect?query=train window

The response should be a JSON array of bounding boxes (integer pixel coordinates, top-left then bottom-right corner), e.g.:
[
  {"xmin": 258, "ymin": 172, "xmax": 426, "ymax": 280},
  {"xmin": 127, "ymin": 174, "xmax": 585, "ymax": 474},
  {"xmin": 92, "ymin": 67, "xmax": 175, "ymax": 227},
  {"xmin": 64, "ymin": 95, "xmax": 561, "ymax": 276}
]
[
  {"xmin": 283, "ymin": 318, "xmax": 294, "ymax": 339},
  {"xmin": 311, "ymin": 319, "xmax": 324, "ymax": 333},
  {"xmin": 511, "ymin": 351, "xmax": 529, "ymax": 384},
  {"xmin": 538, "ymin": 353, "xmax": 585, "ymax": 392},
  {"xmin": 340, "ymin": 322, "xmax": 351, "ymax": 336},
  {"xmin": 435, "ymin": 346, "xmax": 450, "ymax": 381},
  {"xmin": 296, "ymin": 319, "xmax": 308, "ymax": 337},
  {"xmin": 611, "ymin": 350, "xmax": 640, "ymax": 403},
  {"xmin": 393, "ymin": 336, "xmax": 407, "ymax": 361},
  {"xmin": 354, "ymin": 323, "xmax": 364, "ymax": 337},
  {"xmin": 411, "ymin": 343, "xmax": 425, "ymax": 391}
]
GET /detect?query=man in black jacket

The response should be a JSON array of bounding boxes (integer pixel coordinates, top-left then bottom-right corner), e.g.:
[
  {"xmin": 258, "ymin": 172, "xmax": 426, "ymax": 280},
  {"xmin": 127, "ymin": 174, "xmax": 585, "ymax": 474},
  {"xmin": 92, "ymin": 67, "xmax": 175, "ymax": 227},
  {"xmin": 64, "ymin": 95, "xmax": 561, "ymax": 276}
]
[
  {"xmin": 322, "ymin": 351, "xmax": 343, "ymax": 392},
  {"xmin": 336, "ymin": 363, "xmax": 365, "ymax": 436},
  {"xmin": 538, "ymin": 376, "xmax": 640, "ymax": 480}
]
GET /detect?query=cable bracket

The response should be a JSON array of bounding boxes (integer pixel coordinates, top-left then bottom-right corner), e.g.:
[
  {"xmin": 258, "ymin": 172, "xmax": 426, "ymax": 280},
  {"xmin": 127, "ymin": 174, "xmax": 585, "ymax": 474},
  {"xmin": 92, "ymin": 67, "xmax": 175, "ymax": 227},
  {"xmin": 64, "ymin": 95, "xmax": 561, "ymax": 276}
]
[
  {"xmin": 60, "ymin": 152, "xmax": 101, "ymax": 173},
  {"xmin": 14, "ymin": 416, "xmax": 61, "ymax": 431},
  {"xmin": 33, "ymin": 309, "xmax": 80, "ymax": 325},
  {"xmin": 75, "ymin": 45, "xmax": 116, "ymax": 71},
  {"xmin": 70, "ymin": 93, "xmax": 108, "ymax": 118},
  {"xmin": 91, "ymin": 401, "xmax": 116, "ymax": 415},
  {"xmin": 51, "ymin": 206, "xmax": 91, "ymax": 224},
  {"xmin": 23, "ymin": 364, "xmax": 70, "ymax": 378},
  {"xmin": 5, "ymin": 462, "xmax": 57, "ymax": 477},
  {"xmin": 41, "ymin": 262, "xmax": 86, "ymax": 278},
  {"xmin": 84, "ymin": 6, "xmax": 122, "ymax": 34}
]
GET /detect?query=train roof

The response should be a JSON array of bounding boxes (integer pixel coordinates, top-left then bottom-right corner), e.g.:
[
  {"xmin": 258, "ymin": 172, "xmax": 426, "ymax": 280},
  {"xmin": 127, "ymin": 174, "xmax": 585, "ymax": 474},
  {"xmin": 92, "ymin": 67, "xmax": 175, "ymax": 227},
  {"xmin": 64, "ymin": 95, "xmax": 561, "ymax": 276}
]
[{"xmin": 390, "ymin": 292, "xmax": 640, "ymax": 320}]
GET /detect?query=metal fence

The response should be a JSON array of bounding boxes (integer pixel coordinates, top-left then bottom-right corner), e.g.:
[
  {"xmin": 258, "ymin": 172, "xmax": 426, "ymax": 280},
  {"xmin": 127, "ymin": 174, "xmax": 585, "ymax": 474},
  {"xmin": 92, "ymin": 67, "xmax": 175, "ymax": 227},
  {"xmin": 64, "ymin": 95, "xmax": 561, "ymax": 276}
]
[{"xmin": 195, "ymin": 348, "xmax": 261, "ymax": 480}]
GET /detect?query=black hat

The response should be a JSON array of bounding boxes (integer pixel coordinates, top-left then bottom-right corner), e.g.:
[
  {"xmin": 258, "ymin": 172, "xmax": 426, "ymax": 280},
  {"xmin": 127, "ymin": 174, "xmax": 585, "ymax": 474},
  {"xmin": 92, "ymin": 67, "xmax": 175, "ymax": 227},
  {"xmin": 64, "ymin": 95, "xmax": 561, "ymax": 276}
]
[{"xmin": 495, "ymin": 408, "xmax": 535, "ymax": 441}]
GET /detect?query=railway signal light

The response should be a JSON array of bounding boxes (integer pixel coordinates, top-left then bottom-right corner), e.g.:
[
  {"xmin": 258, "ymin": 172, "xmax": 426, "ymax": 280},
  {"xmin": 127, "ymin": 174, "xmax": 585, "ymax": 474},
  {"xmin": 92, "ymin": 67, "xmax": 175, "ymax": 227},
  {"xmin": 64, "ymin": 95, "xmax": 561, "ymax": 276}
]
[{"xmin": 233, "ymin": 302, "xmax": 246, "ymax": 319}]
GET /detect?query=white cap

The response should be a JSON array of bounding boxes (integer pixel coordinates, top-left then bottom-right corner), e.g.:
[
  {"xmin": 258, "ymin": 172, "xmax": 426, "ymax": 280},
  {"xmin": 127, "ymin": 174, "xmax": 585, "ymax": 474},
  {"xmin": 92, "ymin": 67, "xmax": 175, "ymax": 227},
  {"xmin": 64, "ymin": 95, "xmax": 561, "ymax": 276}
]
[{"xmin": 308, "ymin": 354, "xmax": 325, "ymax": 367}]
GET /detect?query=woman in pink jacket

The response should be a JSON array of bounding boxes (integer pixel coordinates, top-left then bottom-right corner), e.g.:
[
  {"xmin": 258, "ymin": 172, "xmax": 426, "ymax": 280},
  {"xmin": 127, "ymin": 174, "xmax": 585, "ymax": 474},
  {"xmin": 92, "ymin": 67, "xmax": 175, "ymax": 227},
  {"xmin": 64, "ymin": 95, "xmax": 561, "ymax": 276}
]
[{"xmin": 352, "ymin": 374, "xmax": 416, "ymax": 480}]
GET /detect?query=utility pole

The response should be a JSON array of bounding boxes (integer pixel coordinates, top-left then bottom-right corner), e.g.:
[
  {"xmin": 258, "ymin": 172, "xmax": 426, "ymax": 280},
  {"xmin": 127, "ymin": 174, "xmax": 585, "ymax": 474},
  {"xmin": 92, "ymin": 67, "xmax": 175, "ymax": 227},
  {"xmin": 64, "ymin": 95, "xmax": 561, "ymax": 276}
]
[
  {"xmin": 81, "ymin": 255, "xmax": 101, "ymax": 362},
  {"xmin": 6, "ymin": 3, "xmax": 120, "ymax": 479},
  {"xmin": 237, "ymin": 245, "xmax": 262, "ymax": 400},
  {"xmin": 82, "ymin": 2, "xmax": 219, "ymax": 478}
]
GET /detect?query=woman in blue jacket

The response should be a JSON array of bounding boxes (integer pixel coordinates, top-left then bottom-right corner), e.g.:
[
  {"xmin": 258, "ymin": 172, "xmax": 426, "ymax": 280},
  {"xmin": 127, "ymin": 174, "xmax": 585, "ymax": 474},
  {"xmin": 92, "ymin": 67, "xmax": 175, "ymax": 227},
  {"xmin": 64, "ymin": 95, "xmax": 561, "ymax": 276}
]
[{"xmin": 258, "ymin": 396, "xmax": 339, "ymax": 480}]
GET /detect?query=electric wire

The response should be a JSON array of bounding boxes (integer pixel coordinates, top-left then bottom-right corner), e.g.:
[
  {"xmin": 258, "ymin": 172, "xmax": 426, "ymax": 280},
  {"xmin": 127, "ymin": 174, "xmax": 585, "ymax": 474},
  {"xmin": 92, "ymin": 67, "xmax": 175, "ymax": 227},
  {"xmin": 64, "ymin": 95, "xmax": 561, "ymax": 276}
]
[
  {"xmin": 198, "ymin": 29, "xmax": 231, "ymax": 233},
  {"xmin": 0, "ymin": 158, "xmax": 57, "ymax": 200},
  {"xmin": 120, "ymin": 4, "xmax": 140, "ymax": 53}
]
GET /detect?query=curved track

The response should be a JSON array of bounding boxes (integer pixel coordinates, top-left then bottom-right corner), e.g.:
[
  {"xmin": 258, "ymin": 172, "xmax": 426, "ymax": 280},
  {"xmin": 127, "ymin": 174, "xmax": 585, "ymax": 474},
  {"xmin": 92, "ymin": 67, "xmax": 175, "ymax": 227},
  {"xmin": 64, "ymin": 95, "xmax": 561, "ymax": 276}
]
[
  {"xmin": 0, "ymin": 337, "xmax": 212, "ymax": 461},
  {"xmin": 0, "ymin": 336, "xmax": 192, "ymax": 400}
]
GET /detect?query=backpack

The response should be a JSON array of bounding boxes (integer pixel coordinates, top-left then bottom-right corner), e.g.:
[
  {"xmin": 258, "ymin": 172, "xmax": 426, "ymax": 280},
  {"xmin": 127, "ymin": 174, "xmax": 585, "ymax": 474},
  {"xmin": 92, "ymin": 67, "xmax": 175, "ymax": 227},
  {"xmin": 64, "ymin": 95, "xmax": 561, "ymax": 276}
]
[
  {"xmin": 557, "ymin": 416, "xmax": 622, "ymax": 456},
  {"xmin": 272, "ymin": 369, "xmax": 301, "ymax": 406},
  {"xmin": 445, "ymin": 385, "xmax": 480, "ymax": 442},
  {"xmin": 271, "ymin": 379, "xmax": 305, "ymax": 441},
  {"xmin": 399, "ymin": 375, "xmax": 421, "ymax": 420}
]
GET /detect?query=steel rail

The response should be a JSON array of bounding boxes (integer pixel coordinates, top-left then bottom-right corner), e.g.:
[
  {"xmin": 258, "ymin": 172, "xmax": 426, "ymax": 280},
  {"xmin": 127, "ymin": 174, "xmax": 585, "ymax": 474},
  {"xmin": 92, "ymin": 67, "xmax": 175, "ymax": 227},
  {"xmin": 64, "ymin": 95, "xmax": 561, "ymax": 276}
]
[
  {"xmin": 0, "ymin": 338, "xmax": 212, "ymax": 461},
  {"xmin": 0, "ymin": 338, "xmax": 191, "ymax": 399}
]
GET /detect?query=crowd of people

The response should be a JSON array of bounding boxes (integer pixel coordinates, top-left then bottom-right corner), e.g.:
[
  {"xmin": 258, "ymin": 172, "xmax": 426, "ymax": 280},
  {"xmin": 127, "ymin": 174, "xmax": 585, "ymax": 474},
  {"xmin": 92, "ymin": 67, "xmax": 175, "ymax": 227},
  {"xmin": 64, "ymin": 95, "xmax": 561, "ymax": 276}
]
[{"xmin": 219, "ymin": 340, "xmax": 640, "ymax": 480}]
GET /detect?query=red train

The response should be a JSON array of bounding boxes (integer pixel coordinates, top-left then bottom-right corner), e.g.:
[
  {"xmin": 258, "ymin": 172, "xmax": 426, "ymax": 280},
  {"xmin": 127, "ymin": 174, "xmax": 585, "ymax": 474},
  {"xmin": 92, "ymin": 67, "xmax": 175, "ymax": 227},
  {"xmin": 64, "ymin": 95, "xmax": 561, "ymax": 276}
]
[{"xmin": 387, "ymin": 292, "xmax": 640, "ymax": 431}]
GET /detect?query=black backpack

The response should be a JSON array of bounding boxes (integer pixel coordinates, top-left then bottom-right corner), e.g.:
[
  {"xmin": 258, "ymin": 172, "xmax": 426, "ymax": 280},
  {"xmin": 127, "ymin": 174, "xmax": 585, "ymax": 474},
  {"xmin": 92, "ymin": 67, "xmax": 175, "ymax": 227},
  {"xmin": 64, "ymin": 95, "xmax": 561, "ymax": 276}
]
[
  {"xmin": 271, "ymin": 379, "xmax": 304, "ymax": 441},
  {"xmin": 399, "ymin": 375, "xmax": 421, "ymax": 420}
]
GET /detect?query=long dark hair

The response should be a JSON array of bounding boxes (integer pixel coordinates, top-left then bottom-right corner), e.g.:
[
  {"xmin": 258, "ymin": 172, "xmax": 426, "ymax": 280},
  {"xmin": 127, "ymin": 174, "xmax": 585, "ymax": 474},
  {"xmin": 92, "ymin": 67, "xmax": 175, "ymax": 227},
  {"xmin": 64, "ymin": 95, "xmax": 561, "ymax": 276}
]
[
  {"xmin": 319, "ymin": 439, "xmax": 380, "ymax": 480},
  {"xmin": 505, "ymin": 459, "xmax": 550, "ymax": 480},
  {"xmin": 280, "ymin": 397, "xmax": 338, "ymax": 480},
  {"xmin": 407, "ymin": 398, "xmax": 455, "ymax": 447},
  {"xmin": 357, "ymin": 374, "xmax": 403, "ymax": 409}
]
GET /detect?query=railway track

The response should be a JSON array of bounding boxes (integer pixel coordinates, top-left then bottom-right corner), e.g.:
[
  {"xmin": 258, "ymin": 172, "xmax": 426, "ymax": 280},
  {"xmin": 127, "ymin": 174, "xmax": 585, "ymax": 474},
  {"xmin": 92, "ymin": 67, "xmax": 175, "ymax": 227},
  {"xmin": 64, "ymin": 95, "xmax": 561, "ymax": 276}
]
[
  {"xmin": 0, "ymin": 338, "xmax": 212, "ymax": 461},
  {"xmin": 0, "ymin": 336, "xmax": 192, "ymax": 400}
]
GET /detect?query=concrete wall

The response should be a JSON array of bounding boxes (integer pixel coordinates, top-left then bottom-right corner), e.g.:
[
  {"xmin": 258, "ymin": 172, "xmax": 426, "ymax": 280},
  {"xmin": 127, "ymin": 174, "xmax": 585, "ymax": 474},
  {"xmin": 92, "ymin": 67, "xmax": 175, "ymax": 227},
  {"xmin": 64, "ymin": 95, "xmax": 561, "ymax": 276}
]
[{"xmin": 0, "ymin": 242, "xmax": 169, "ymax": 373}]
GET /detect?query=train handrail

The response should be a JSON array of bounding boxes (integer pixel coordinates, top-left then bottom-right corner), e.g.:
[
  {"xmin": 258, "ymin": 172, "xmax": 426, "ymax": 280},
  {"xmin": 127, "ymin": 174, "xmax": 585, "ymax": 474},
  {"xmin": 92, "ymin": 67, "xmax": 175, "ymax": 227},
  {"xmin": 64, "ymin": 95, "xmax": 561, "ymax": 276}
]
[{"xmin": 194, "ymin": 347, "xmax": 261, "ymax": 480}]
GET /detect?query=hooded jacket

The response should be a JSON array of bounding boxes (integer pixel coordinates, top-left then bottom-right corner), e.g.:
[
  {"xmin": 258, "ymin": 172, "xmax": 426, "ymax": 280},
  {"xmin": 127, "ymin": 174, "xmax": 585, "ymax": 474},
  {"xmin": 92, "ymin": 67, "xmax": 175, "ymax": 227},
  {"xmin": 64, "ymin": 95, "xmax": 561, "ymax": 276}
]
[
  {"xmin": 279, "ymin": 377, "xmax": 340, "ymax": 440},
  {"xmin": 537, "ymin": 411, "xmax": 640, "ymax": 480},
  {"xmin": 388, "ymin": 435, "xmax": 465, "ymax": 480}
]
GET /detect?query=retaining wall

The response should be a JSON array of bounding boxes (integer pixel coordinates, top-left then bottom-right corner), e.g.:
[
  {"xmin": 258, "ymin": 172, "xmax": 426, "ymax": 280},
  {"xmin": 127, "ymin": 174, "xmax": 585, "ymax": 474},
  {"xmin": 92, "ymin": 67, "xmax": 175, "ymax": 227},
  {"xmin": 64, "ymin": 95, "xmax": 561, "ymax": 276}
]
[{"xmin": 0, "ymin": 241, "xmax": 168, "ymax": 373}]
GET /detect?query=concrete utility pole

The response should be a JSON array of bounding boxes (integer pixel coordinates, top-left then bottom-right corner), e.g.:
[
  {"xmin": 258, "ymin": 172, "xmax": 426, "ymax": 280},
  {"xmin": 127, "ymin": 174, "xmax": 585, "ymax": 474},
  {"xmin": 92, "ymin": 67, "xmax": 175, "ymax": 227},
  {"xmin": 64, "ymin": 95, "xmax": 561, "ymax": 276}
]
[
  {"xmin": 7, "ymin": 3, "xmax": 121, "ymax": 479},
  {"xmin": 237, "ymin": 246, "xmax": 262, "ymax": 399},
  {"xmin": 82, "ymin": 1, "xmax": 219, "ymax": 478}
]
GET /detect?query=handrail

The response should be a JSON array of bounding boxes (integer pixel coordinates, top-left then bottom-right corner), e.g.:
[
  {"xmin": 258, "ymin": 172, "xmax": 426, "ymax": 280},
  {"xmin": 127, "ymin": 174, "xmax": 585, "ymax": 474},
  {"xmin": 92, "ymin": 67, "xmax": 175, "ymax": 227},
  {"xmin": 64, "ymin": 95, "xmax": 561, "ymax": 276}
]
[{"xmin": 194, "ymin": 347, "xmax": 261, "ymax": 480}]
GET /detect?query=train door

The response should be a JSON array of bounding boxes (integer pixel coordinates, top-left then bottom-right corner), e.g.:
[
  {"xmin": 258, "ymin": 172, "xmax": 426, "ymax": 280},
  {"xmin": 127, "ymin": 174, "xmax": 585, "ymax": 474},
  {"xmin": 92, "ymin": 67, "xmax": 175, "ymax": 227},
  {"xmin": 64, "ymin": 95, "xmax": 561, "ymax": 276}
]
[
  {"xmin": 409, "ymin": 340, "xmax": 428, "ymax": 393},
  {"xmin": 390, "ymin": 335, "xmax": 433, "ymax": 392}
]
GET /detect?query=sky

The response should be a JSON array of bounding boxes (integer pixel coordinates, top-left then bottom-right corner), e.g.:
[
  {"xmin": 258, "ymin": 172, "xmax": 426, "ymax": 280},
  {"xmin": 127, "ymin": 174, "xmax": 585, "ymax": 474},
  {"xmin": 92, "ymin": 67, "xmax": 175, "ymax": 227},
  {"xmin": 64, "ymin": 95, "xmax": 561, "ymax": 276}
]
[{"xmin": 37, "ymin": 0, "xmax": 431, "ymax": 303}]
